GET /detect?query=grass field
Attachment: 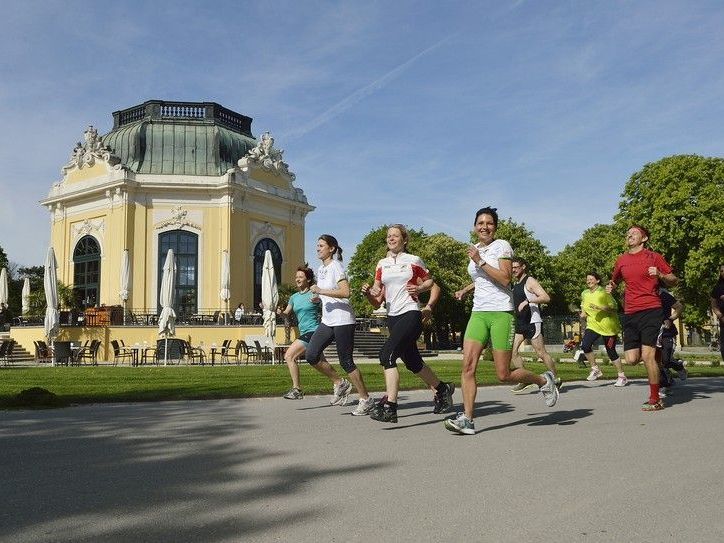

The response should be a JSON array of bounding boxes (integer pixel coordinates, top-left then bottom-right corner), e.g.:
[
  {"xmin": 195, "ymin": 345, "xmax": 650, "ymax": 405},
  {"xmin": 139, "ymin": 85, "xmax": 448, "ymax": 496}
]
[{"xmin": 1, "ymin": 357, "xmax": 722, "ymax": 408}]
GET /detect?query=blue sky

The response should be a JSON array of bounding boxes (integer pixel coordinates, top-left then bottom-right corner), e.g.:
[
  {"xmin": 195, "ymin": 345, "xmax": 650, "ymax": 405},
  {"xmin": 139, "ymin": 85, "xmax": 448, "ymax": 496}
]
[{"xmin": 2, "ymin": 0, "xmax": 724, "ymax": 268}]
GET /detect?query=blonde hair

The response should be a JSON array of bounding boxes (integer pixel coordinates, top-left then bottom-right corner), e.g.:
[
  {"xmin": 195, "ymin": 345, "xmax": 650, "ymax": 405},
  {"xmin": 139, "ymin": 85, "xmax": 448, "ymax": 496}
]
[{"xmin": 388, "ymin": 224, "xmax": 409, "ymax": 249}]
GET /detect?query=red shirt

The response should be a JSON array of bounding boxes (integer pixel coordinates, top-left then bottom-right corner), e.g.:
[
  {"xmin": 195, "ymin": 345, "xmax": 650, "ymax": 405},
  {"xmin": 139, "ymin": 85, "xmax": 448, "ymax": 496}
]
[{"xmin": 611, "ymin": 249, "xmax": 672, "ymax": 314}]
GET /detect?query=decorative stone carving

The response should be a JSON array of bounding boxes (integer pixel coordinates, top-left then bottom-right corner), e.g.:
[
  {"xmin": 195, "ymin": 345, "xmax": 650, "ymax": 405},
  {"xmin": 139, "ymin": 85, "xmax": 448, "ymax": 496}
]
[
  {"xmin": 72, "ymin": 218, "xmax": 105, "ymax": 241},
  {"xmin": 154, "ymin": 205, "xmax": 202, "ymax": 231},
  {"xmin": 62, "ymin": 125, "xmax": 122, "ymax": 175},
  {"xmin": 250, "ymin": 220, "xmax": 285, "ymax": 254},
  {"xmin": 238, "ymin": 132, "xmax": 296, "ymax": 180}
]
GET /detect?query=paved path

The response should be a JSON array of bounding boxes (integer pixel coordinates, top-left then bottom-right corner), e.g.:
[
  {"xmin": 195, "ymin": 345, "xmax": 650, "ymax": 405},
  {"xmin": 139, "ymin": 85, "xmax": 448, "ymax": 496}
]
[{"xmin": 1, "ymin": 377, "xmax": 723, "ymax": 542}]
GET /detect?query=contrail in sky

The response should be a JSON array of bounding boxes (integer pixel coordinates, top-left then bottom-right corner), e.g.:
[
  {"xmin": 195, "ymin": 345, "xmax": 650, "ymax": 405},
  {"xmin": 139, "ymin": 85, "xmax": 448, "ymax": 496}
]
[{"xmin": 286, "ymin": 34, "xmax": 457, "ymax": 140}]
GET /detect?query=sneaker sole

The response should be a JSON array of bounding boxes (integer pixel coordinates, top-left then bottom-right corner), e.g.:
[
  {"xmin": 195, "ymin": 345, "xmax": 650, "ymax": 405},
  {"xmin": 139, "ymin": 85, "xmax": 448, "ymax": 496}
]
[
  {"xmin": 444, "ymin": 419, "xmax": 474, "ymax": 435},
  {"xmin": 511, "ymin": 384, "xmax": 538, "ymax": 395}
]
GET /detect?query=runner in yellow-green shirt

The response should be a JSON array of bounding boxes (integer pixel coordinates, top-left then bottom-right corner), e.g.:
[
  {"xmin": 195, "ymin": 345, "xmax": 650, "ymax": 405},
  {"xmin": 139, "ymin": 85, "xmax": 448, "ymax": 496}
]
[{"xmin": 580, "ymin": 272, "xmax": 628, "ymax": 386}]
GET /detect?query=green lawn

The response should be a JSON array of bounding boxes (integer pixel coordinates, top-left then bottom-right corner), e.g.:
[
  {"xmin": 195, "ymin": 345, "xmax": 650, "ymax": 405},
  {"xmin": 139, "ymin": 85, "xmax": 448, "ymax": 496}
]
[{"xmin": 1, "ymin": 358, "xmax": 723, "ymax": 408}]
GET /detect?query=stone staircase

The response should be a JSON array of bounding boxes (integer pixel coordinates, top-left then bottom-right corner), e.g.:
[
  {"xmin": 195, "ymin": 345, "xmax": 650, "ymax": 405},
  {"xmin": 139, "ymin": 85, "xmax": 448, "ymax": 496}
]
[{"xmin": 0, "ymin": 335, "xmax": 35, "ymax": 365}]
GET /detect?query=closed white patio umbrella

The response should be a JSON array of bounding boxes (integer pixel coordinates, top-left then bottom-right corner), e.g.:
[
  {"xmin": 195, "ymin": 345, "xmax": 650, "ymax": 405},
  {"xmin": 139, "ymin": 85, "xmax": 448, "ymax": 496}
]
[
  {"xmin": 120, "ymin": 249, "xmax": 130, "ymax": 324},
  {"xmin": 158, "ymin": 249, "xmax": 176, "ymax": 365},
  {"xmin": 43, "ymin": 248, "xmax": 60, "ymax": 363},
  {"xmin": 219, "ymin": 250, "xmax": 230, "ymax": 324},
  {"xmin": 0, "ymin": 268, "xmax": 8, "ymax": 312},
  {"xmin": 21, "ymin": 277, "xmax": 30, "ymax": 315},
  {"xmin": 261, "ymin": 250, "xmax": 279, "ymax": 360}
]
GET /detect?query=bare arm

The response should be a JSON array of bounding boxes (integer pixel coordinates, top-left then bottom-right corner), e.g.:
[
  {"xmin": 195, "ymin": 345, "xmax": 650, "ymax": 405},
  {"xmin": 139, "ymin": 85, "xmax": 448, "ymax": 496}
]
[
  {"xmin": 658, "ymin": 271, "xmax": 678, "ymax": 287},
  {"xmin": 421, "ymin": 282, "xmax": 440, "ymax": 326},
  {"xmin": 361, "ymin": 280, "xmax": 384, "ymax": 309},
  {"xmin": 455, "ymin": 282, "xmax": 475, "ymax": 300},
  {"xmin": 524, "ymin": 277, "xmax": 550, "ymax": 304},
  {"xmin": 276, "ymin": 302, "xmax": 293, "ymax": 317},
  {"xmin": 311, "ymin": 279, "xmax": 350, "ymax": 299}
]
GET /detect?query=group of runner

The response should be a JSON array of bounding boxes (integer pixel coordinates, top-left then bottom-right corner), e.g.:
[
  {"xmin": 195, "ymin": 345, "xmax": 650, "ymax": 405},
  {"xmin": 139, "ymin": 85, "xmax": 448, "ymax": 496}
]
[{"xmin": 275, "ymin": 207, "xmax": 682, "ymax": 435}]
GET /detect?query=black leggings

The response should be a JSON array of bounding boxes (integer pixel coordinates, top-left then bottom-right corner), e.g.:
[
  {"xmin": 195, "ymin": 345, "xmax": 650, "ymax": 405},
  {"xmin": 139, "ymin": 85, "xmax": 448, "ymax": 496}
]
[
  {"xmin": 581, "ymin": 329, "xmax": 619, "ymax": 361},
  {"xmin": 379, "ymin": 311, "xmax": 424, "ymax": 373},
  {"xmin": 659, "ymin": 336, "xmax": 685, "ymax": 386},
  {"xmin": 305, "ymin": 323, "xmax": 357, "ymax": 373}
]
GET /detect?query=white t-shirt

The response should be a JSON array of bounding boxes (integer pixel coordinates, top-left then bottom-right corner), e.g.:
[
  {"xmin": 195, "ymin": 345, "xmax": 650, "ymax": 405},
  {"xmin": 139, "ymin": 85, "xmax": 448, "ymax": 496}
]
[
  {"xmin": 467, "ymin": 239, "xmax": 514, "ymax": 311},
  {"xmin": 375, "ymin": 252, "xmax": 429, "ymax": 316},
  {"xmin": 317, "ymin": 259, "xmax": 356, "ymax": 326}
]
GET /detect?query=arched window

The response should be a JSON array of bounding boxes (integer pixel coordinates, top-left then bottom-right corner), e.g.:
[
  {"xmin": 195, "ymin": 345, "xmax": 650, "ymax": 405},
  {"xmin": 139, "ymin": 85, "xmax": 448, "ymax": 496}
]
[
  {"xmin": 158, "ymin": 230, "xmax": 198, "ymax": 316},
  {"xmin": 73, "ymin": 236, "xmax": 101, "ymax": 309},
  {"xmin": 253, "ymin": 238, "xmax": 282, "ymax": 310}
]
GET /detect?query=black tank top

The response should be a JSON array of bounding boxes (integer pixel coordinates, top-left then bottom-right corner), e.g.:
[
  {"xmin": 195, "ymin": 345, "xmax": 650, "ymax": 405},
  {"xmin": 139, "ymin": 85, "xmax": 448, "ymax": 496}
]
[{"xmin": 512, "ymin": 275, "xmax": 531, "ymax": 325}]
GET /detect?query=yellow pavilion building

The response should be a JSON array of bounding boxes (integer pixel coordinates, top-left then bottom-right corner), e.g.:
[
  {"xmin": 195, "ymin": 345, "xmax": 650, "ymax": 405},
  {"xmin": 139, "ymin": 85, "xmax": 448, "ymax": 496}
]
[{"xmin": 40, "ymin": 100, "xmax": 314, "ymax": 320}]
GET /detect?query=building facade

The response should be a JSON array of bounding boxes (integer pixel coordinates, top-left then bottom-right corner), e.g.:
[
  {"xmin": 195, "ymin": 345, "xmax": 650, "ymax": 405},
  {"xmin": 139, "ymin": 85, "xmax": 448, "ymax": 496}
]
[{"xmin": 40, "ymin": 100, "xmax": 314, "ymax": 318}]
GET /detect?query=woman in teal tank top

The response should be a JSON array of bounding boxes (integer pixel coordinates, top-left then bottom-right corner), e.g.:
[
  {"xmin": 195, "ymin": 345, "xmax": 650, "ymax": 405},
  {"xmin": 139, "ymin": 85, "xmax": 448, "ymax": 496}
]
[{"xmin": 277, "ymin": 265, "xmax": 327, "ymax": 399}]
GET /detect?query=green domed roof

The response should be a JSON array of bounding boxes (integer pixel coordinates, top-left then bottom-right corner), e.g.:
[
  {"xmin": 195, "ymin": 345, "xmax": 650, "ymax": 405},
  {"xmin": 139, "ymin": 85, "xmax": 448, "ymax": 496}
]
[{"xmin": 102, "ymin": 100, "xmax": 257, "ymax": 176}]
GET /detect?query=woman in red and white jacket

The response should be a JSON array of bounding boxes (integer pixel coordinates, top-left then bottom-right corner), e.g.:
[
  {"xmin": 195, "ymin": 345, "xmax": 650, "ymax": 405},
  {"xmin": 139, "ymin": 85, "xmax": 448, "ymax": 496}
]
[{"xmin": 361, "ymin": 224, "xmax": 455, "ymax": 423}]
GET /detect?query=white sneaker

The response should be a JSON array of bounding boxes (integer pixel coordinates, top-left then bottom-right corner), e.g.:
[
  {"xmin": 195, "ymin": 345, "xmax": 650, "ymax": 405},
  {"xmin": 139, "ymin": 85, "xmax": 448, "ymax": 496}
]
[
  {"xmin": 540, "ymin": 371, "xmax": 559, "ymax": 407},
  {"xmin": 587, "ymin": 367, "xmax": 603, "ymax": 381},
  {"xmin": 659, "ymin": 388, "xmax": 667, "ymax": 399},
  {"xmin": 351, "ymin": 396, "xmax": 375, "ymax": 416},
  {"xmin": 330, "ymin": 379, "xmax": 352, "ymax": 406},
  {"xmin": 614, "ymin": 375, "xmax": 628, "ymax": 387}
]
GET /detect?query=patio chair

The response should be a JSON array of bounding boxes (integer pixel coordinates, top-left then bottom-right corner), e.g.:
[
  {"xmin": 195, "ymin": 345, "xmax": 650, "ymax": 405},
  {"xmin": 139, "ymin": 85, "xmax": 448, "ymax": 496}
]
[
  {"xmin": 224, "ymin": 340, "xmax": 244, "ymax": 365},
  {"xmin": 53, "ymin": 341, "xmax": 73, "ymax": 366},
  {"xmin": 218, "ymin": 339, "xmax": 232, "ymax": 363},
  {"xmin": 254, "ymin": 340, "xmax": 273, "ymax": 364},
  {"xmin": 34, "ymin": 340, "xmax": 53, "ymax": 364},
  {"xmin": 240, "ymin": 340, "xmax": 256, "ymax": 364},
  {"xmin": 77, "ymin": 339, "xmax": 101, "ymax": 365},
  {"xmin": 155, "ymin": 338, "xmax": 184, "ymax": 364},
  {"xmin": 110, "ymin": 340, "xmax": 134, "ymax": 366},
  {"xmin": 182, "ymin": 340, "xmax": 206, "ymax": 365}
]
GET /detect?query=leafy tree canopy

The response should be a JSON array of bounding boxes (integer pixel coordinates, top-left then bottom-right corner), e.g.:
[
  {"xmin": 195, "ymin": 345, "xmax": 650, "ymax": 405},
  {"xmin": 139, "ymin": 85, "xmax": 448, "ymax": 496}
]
[{"xmin": 616, "ymin": 155, "xmax": 724, "ymax": 324}]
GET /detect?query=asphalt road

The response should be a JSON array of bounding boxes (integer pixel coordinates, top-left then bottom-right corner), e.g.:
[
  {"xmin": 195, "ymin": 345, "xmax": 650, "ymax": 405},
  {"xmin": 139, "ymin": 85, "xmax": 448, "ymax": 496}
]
[{"xmin": 1, "ymin": 377, "xmax": 723, "ymax": 543}]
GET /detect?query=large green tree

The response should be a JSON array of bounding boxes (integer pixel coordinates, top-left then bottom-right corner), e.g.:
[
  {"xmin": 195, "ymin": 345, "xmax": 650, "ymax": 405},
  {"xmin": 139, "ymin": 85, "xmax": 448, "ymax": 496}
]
[
  {"xmin": 553, "ymin": 223, "xmax": 624, "ymax": 312},
  {"xmin": 616, "ymin": 155, "xmax": 724, "ymax": 324},
  {"xmin": 471, "ymin": 218, "xmax": 561, "ymax": 312}
]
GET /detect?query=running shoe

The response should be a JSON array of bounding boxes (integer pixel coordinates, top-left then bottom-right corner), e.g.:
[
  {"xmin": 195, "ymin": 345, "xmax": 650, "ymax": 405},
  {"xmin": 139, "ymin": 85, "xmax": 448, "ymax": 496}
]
[
  {"xmin": 555, "ymin": 377, "xmax": 563, "ymax": 391},
  {"xmin": 642, "ymin": 400, "xmax": 664, "ymax": 411},
  {"xmin": 283, "ymin": 387, "xmax": 303, "ymax": 400},
  {"xmin": 613, "ymin": 375, "xmax": 628, "ymax": 387},
  {"xmin": 330, "ymin": 378, "xmax": 352, "ymax": 406},
  {"xmin": 540, "ymin": 371, "xmax": 559, "ymax": 407},
  {"xmin": 370, "ymin": 402, "xmax": 398, "ymax": 423},
  {"xmin": 677, "ymin": 367, "xmax": 688, "ymax": 381},
  {"xmin": 510, "ymin": 383, "xmax": 538, "ymax": 394},
  {"xmin": 659, "ymin": 388, "xmax": 667, "ymax": 399},
  {"xmin": 444, "ymin": 412, "xmax": 475, "ymax": 435},
  {"xmin": 351, "ymin": 396, "xmax": 375, "ymax": 416},
  {"xmin": 586, "ymin": 367, "xmax": 603, "ymax": 381},
  {"xmin": 433, "ymin": 382, "xmax": 455, "ymax": 413}
]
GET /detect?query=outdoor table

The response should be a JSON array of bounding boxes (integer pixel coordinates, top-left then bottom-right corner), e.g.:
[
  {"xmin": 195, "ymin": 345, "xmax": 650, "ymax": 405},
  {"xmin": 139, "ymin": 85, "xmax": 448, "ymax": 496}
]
[{"xmin": 130, "ymin": 345, "xmax": 142, "ymax": 366}]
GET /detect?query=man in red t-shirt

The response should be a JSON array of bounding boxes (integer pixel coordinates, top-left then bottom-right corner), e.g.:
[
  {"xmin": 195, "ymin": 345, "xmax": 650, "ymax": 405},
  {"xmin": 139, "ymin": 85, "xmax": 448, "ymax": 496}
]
[{"xmin": 607, "ymin": 225, "xmax": 678, "ymax": 411}]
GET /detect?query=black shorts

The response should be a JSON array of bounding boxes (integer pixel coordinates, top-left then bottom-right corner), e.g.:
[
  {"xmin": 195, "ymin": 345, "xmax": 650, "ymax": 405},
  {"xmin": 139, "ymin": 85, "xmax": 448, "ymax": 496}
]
[
  {"xmin": 297, "ymin": 331, "xmax": 315, "ymax": 345},
  {"xmin": 622, "ymin": 308, "xmax": 664, "ymax": 351},
  {"xmin": 515, "ymin": 321, "xmax": 542, "ymax": 340}
]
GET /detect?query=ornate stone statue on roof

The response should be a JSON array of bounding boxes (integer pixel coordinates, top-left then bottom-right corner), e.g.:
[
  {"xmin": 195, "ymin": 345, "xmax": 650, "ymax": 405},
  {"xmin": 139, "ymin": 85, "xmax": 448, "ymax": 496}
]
[
  {"xmin": 62, "ymin": 125, "xmax": 121, "ymax": 175},
  {"xmin": 237, "ymin": 131, "xmax": 296, "ymax": 180}
]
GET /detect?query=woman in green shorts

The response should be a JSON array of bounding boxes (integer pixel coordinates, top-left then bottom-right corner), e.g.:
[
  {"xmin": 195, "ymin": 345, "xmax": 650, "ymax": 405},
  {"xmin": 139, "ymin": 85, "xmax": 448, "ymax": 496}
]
[{"xmin": 444, "ymin": 207, "xmax": 559, "ymax": 435}]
